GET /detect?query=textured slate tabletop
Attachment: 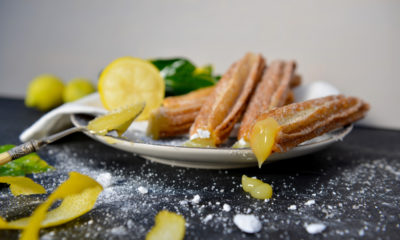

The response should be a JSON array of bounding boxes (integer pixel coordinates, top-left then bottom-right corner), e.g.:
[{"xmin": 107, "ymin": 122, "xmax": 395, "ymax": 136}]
[{"xmin": 0, "ymin": 97, "xmax": 399, "ymax": 240}]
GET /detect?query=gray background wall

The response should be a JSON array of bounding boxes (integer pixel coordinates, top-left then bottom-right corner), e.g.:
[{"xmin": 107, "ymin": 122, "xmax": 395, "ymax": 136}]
[{"xmin": 0, "ymin": 0, "xmax": 399, "ymax": 129}]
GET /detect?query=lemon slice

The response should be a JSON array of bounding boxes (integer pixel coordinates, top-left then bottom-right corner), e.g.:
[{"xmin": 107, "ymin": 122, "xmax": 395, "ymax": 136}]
[{"xmin": 98, "ymin": 57, "xmax": 165, "ymax": 120}]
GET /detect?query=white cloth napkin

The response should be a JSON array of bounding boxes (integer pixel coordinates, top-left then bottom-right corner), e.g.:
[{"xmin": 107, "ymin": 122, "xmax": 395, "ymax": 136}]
[
  {"xmin": 19, "ymin": 93, "xmax": 107, "ymax": 142},
  {"xmin": 19, "ymin": 81, "xmax": 339, "ymax": 143}
]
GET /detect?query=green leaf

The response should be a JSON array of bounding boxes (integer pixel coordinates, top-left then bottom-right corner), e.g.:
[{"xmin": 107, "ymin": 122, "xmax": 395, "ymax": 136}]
[
  {"xmin": 150, "ymin": 58, "xmax": 219, "ymax": 96},
  {"xmin": 150, "ymin": 58, "xmax": 184, "ymax": 71},
  {"xmin": 0, "ymin": 145, "xmax": 54, "ymax": 176}
]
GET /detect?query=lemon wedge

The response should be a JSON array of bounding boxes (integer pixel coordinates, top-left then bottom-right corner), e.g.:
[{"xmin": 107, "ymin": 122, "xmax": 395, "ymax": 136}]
[{"xmin": 98, "ymin": 57, "xmax": 165, "ymax": 120}]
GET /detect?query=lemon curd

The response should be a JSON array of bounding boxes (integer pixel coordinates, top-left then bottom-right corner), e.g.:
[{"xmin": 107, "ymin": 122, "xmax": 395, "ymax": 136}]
[
  {"xmin": 183, "ymin": 129, "xmax": 216, "ymax": 148},
  {"xmin": 183, "ymin": 138, "xmax": 216, "ymax": 148},
  {"xmin": 241, "ymin": 175, "xmax": 273, "ymax": 200},
  {"xmin": 250, "ymin": 117, "xmax": 280, "ymax": 168}
]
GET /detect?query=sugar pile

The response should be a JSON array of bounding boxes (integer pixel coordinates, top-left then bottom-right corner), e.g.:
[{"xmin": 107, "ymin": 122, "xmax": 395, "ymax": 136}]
[
  {"xmin": 137, "ymin": 186, "xmax": 148, "ymax": 194},
  {"xmin": 304, "ymin": 199, "xmax": 315, "ymax": 206},
  {"xmin": 233, "ymin": 214, "xmax": 262, "ymax": 233},
  {"xmin": 304, "ymin": 223, "xmax": 326, "ymax": 234},
  {"xmin": 288, "ymin": 205, "xmax": 297, "ymax": 210}
]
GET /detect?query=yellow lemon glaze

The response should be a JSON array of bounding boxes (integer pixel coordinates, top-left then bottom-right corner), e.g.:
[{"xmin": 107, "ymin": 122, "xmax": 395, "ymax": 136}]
[
  {"xmin": 250, "ymin": 117, "xmax": 280, "ymax": 168},
  {"xmin": 183, "ymin": 138, "xmax": 216, "ymax": 148},
  {"xmin": 242, "ymin": 175, "xmax": 273, "ymax": 200}
]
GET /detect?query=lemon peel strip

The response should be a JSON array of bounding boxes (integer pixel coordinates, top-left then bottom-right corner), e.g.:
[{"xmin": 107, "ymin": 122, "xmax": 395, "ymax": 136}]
[
  {"xmin": 87, "ymin": 101, "xmax": 145, "ymax": 136},
  {"xmin": 146, "ymin": 210, "xmax": 186, "ymax": 240},
  {"xmin": 0, "ymin": 176, "xmax": 46, "ymax": 196},
  {"xmin": 0, "ymin": 172, "xmax": 103, "ymax": 240}
]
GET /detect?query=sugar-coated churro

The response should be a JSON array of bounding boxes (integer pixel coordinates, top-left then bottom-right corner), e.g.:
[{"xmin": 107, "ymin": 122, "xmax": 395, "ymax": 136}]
[
  {"xmin": 250, "ymin": 95, "xmax": 370, "ymax": 167},
  {"xmin": 187, "ymin": 53, "xmax": 265, "ymax": 147}
]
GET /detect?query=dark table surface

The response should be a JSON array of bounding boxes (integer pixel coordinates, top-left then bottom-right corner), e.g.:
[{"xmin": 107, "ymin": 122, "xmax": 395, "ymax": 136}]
[{"xmin": 0, "ymin": 97, "xmax": 399, "ymax": 240}]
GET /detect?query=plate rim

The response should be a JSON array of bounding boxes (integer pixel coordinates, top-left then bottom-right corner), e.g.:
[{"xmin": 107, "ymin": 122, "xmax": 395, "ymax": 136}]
[{"xmin": 70, "ymin": 114, "xmax": 353, "ymax": 169}]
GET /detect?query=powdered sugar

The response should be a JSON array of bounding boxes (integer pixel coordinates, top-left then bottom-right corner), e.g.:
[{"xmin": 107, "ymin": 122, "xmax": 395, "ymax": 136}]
[
  {"xmin": 222, "ymin": 203, "xmax": 231, "ymax": 212},
  {"xmin": 1, "ymin": 128, "xmax": 398, "ymax": 239},
  {"xmin": 137, "ymin": 186, "xmax": 148, "ymax": 194},
  {"xmin": 190, "ymin": 129, "xmax": 211, "ymax": 140},
  {"xmin": 202, "ymin": 214, "xmax": 213, "ymax": 223},
  {"xmin": 288, "ymin": 205, "xmax": 297, "ymax": 210},
  {"xmin": 96, "ymin": 172, "xmax": 112, "ymax": 188},
  {"xmin": 233, "ymin": 214, "xmax": 262, "ymax": 233},
  {"xmin": 304, "ymin": 199, "xmax": 315, "ymax": 206},
  {"xmin": 304, "ymin": 223, "xmax": 326, "ymax": 234},
  {"xmin": 191, "ymin": 194, "xmax": 201, "ymax": 204}
]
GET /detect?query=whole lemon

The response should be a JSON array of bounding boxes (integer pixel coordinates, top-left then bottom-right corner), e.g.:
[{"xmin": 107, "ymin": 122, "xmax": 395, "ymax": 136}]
[
  {"xmin": 63, "ymin": 78, "xmax": 96, "ymax": 103},
  {"xmin": 25, "ymin": 74, "xmax": 65, "ymax": 111}
]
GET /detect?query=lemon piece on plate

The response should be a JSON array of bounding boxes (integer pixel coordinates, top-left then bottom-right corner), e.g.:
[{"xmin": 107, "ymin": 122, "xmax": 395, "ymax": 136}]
[
  {"xmin": 87, "ymin": 102, "xmax": 145, "ymax": 136},
  {"xmin": 98, "ymin": 57, "xmax": 165, "ymax": 120}
]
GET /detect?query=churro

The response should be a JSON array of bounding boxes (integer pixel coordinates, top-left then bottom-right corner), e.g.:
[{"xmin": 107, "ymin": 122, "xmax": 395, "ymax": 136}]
[
  {"xmin": 250, "ymin": 95, "xmax": 370, "ymax": 167},
  {"xmin": 236, "ymin": 60, "xmax": 297, "ymax": 146},
  {"xmin": 146, "ymin": 86, "xmax": 214, "ymax": 139},
  {"xmin": 186, "ymin": 53, "xmax": 265, "ymax": 146}
]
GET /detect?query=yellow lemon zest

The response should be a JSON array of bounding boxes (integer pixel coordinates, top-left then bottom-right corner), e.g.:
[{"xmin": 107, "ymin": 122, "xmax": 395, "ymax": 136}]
[
  {"xmin": 87, "ymin": 102, "xmax": 145, "ymax": 136},
  {"xmin": 0, "ymin": 172, "xmax": 103, "ymax": 240},
  {"xmin": 0, "ymin": 176, "xmax": 46, "ymax": 196}
]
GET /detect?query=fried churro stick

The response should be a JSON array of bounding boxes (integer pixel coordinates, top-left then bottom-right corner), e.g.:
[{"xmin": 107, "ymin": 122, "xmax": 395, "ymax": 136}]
[
  {"xmin": 147, "ymin": 63, "xmax": 238, "ymax": 139},
  {"xmin": 250, "ymin": 95, "xmax": 370, "ymax": 167},
  {"xmin": 290, "ymin": 74, "xmax": 302, "ymax": 88},
  {"xmin": 236, "ymin": 60, "xmax": 297, "ymax": 144},
  {"xmin": 146, "ymin": 86, "xmax": 214, "ymax": 139},
  {"xmin": 163, "ymin": 86, "xmax": 215, "ymax": 109},
  {"xmin": 187, "ymin": 53, "xmax": 265, "ymax": 146}
]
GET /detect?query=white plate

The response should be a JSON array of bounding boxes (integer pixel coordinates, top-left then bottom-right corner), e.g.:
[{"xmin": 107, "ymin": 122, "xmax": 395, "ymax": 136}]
[
  {"xmin": 71, "ymin": 114, "xmax": 352, "ymax": 169},
  {"xmin": 70, "ymin": 81, "xmax": 348, "ymax": 169}
]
